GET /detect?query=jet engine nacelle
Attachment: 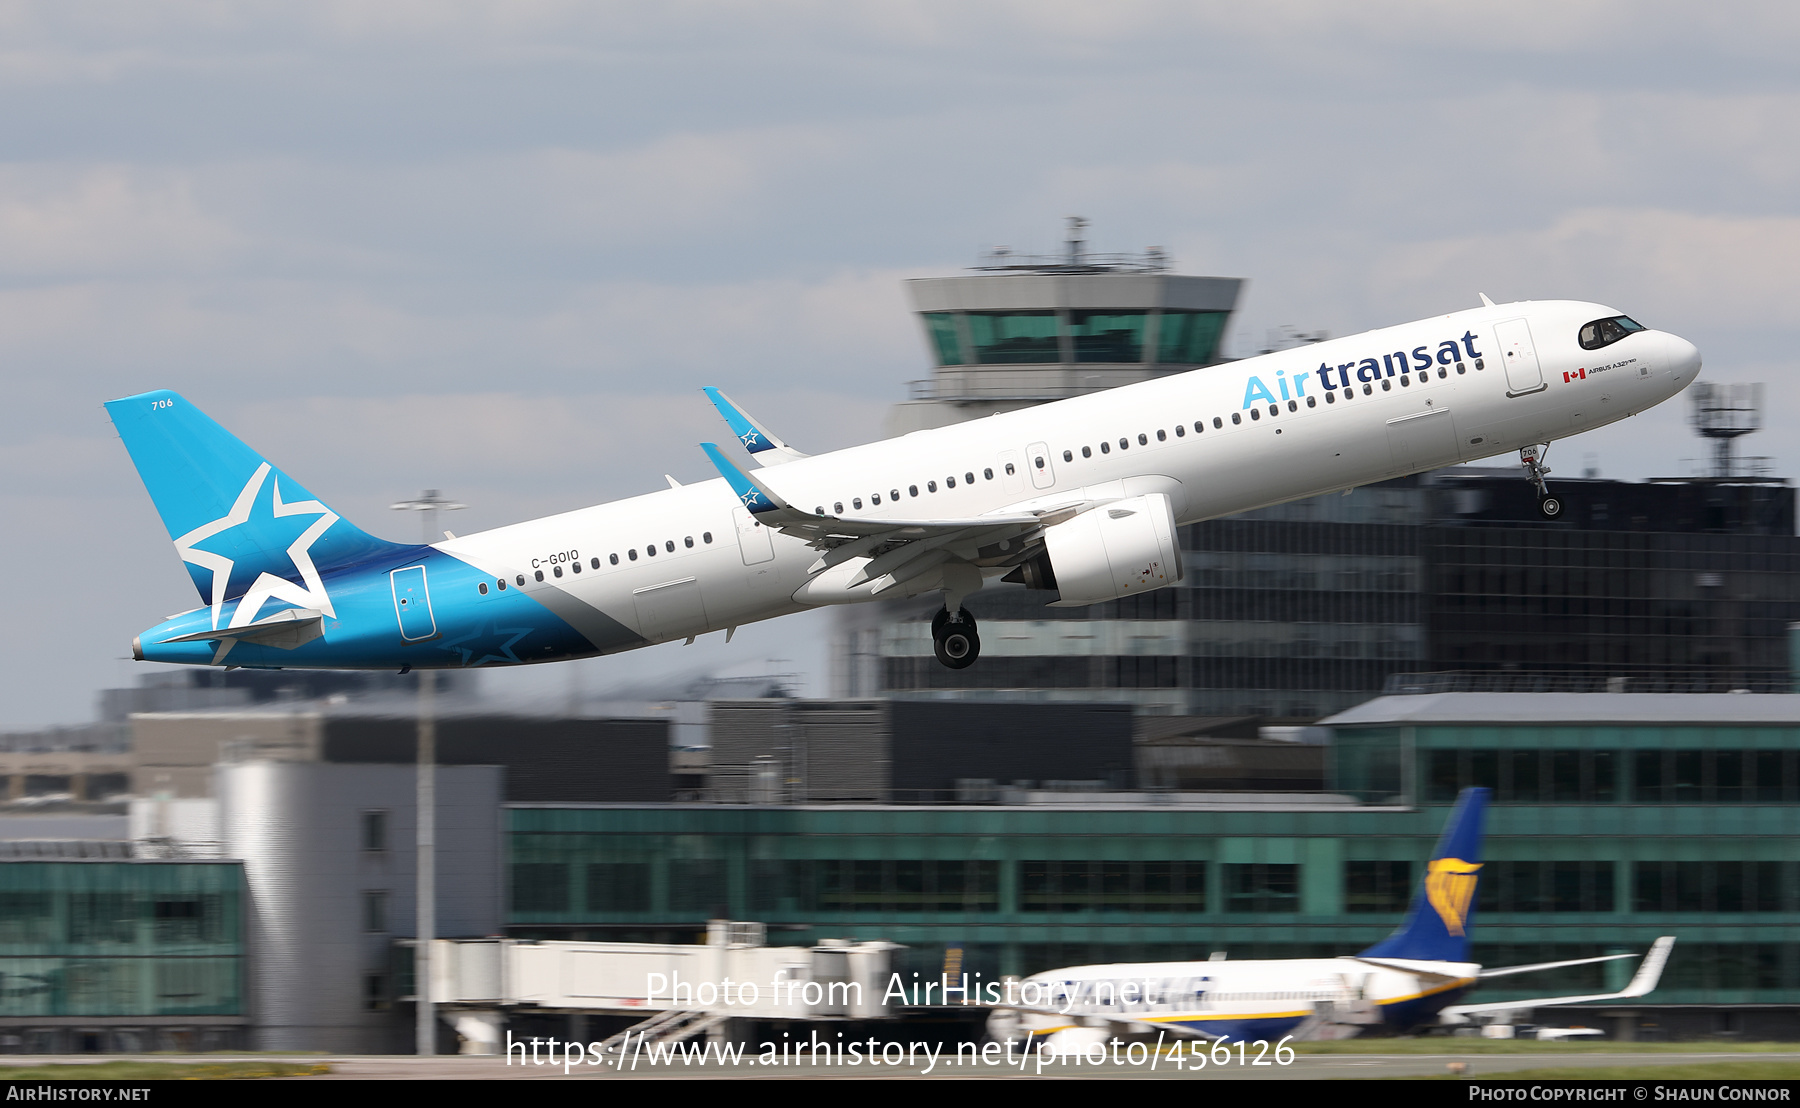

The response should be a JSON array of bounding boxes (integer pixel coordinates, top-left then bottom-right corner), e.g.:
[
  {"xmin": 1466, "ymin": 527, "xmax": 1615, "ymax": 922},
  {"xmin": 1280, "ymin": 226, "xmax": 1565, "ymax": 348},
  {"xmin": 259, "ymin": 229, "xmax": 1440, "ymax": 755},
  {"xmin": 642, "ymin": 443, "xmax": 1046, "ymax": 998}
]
[{"xmin": 1015, "ymin": 492, "xmax": 1183, "ymax": 607}]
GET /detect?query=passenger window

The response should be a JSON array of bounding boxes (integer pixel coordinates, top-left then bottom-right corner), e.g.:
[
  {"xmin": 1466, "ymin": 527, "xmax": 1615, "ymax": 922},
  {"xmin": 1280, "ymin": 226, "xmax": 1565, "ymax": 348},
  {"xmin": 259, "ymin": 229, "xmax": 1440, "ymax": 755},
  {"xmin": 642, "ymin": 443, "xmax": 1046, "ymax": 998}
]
[
  {"xmin": 517, "ymin": 575, "xmax": 526, "ymax": 585},
  {"xmin": 497, "ymin": 579, "xmax": 507, "ymax": 590},
  {"xmin": 1062, "ymin": 450, "xmax": 1072, "ymax": 462},
  {"xmin": 554, "ymin": 565, "xmax": 563, "ymax": 577},
  {"xmin": 703, "ymin": 533, "xmax": 712, "ymax": 543},
  {"xmin": 534, "ymin": 570, "xmax": 544, "ymax": 582},
  {"xmin": 1325, "ymin": 393, "xmax": 1335, "ymax": 404},
  {"xmin": 1137, "ymin": 433, "xmax": 1147, "ymax": 445},
  {"xmin": 892, "ymin": 488, "xmax": 901, "ymax": 500},
  {"xmin": 1475, "ymin": 358, "xmax": 1485, "ymax": 370},
  {"xmin": 983, "ymin": 468, "xmax": 993, "ymax": 480},
  {"xmin": 965, "ymin": 472, "xmax": 975, "ymax": 484},
  {"xmin": 590, "ymin": 557, "xmax": 600, "ymax": 569},
  {"xmin": 1231, "ymin": 413, "xmax": 1241, "ymax": 425},
  {"xmin": 1437, "ymin": 367, "xmax": 1447, "ymax": 379},
  {"xmin": 646, "ymin": 545, "xmax": 656, "ymax": 557},
  {"xmin": 1250, "ymin": 409, "xmax": 1261, "ymax": 421},
  {"xmin": 1174, "ymin": 425, "xmax": 1184, "ymax": 437},
  {"xmin": 1382, "ymin": 379, "xmax": 1391, "ymax": 391},
  {"xmin": 834, "ymin": 502, "xmax": 843, "ymax": 514},
  {"xmin": 1156, "ymin": 429, "xmax": 1166, "ymax": 441},
  {"xmin": 684, "ymin": 536, "xmax": 694, "ymax": 548},
  {"xmin": 852, "ymin": 498, "xmax": 862, "ymax": 510},
  {"xmin": 1457, "ymin": 363, "xmax": 1466, "ymax": 374},
  {"xmin": 1287, "ymin": 400, "xmax": 1297, "ymax": 411},
  {"xmin": 928, "ymin": 481, "xmax": 937, "ymax": 492},
  {"xmin": 1118, "ymin": 437, "xmax": 1129, "ymax": 450},
  {"xmin": 1082, "ymin": 446, "xmax": 1092, "ymax": 458},
  {"xmin": 1306, "ymin": 396, "xmax": 1316, "ymax": 408},
  {"xmin": 610, "ymin": 553, "xmax": 619, "ymax": 564},
  {"xmin": 1401, "ymin": 376, "xmax": 1410, "ymax": 387},
  {"xmin": 478, "ymin": 582, "xmax": 488, "ymax": 595},
  {"xmin": 815, "ymin": 506, "xmax": 825, "ymax": 515},
  {"xmin": 1100, "ymin": 441, "xmax": 1111, "ymax": 454},
  {"xmin": 571, "ymin": 561, "xmax": 581, "ymax": 573},
  {"xmin": 871, "ymin": 493, "xmax": 881, "ymax": 504},
  {"xmin": 627, "ymin": 550, "xmax": 637, "ymax": 561},
  {"xmin": 946, "ymin": 477, "xmax": 955, "ymax": 488},
  {"xmin": 1269, "ymin": 405, "xmax": 1279, "ymax": 417},
  {"xmin": 665, "ymin": 541, "xmax": 674, "ymax": 553},
  {"xmin": 1004, "ymin": 464, "xmax": 1015, "ymax": 476},
  {"xmin": 1212, "ymin": 417, "xmax": 1222, "ymax": 429},
  {"xmin": 909, "ymin": 485, "xmax": 919, "ymax": 496}
]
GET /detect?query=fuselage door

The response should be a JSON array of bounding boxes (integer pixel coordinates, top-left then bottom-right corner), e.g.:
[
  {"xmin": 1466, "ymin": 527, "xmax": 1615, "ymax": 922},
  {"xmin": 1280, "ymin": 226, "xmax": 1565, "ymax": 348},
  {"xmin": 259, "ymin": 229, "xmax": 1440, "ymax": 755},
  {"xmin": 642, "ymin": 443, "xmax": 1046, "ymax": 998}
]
[
  {"xmin": 734, "ymin": 507, "xmax": 774, "ymax": 565},
  {"xmin": 1494, "ymin": 317, "xmax": 1546, "ymax": 396},
  {"xmin": 1026, "ymin": 441, "xmax": 1055, "ymax": 489},
  {"xmin": 390, "ymin": 565, "xmax": 437, "ymax": 641}
]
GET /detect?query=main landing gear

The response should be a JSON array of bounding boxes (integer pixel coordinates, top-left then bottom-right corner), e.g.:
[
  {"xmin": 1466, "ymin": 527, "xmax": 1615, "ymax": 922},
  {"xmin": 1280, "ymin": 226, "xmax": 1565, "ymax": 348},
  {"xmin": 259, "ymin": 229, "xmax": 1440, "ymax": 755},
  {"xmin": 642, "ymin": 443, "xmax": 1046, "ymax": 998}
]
[
  {"xmin": 932, "ymin": 606, "xmax": 981, "ymax": 669},
  {"xmin": 1520, "ymin": 444, "xmax": 1563, "ymax": 520}
]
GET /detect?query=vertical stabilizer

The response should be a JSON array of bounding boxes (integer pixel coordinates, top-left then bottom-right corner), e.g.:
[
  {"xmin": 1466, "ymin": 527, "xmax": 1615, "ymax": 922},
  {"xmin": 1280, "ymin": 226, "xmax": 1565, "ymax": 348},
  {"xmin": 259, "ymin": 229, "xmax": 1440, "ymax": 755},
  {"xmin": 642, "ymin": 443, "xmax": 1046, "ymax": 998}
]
[
  {"xmin": 106, "ymin": 390, "xmax": 412, "ymax": 629},
  {"xmin": 1359, "ymin": 788, "xmax": 1489, "ymax": 963}
]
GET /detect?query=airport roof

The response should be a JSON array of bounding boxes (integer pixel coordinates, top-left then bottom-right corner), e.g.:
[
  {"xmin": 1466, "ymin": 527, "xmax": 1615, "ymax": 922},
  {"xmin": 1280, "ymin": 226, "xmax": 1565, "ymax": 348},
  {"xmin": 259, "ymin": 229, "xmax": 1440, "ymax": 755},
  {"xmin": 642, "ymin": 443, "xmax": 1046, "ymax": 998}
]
[{"xmin": 1320, "ymin": 692, "xmax": 1800, "ymax": 728}]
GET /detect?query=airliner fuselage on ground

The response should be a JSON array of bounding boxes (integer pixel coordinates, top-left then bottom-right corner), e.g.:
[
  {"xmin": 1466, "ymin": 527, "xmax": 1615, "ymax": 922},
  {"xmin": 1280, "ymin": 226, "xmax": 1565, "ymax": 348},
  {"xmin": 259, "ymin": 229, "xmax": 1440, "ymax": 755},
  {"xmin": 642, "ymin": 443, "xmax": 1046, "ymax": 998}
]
[
  {"xmin": 987, "ymin": 790, "xmax": 1676, "ymax": 1047},
  {"xmin": 111, "ymin": 299, "xmax": 1699, "ymax": 672}
]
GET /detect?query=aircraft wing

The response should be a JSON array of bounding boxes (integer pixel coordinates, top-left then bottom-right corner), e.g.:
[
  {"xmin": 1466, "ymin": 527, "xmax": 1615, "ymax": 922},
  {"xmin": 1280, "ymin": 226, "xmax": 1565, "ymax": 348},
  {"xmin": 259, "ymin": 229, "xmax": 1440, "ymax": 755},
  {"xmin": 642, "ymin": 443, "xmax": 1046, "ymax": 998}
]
[
  {"xmin": 984, "ymin": 1003, "xmax": 1216, "ymax": 1040},
  {"xmin": 1443, "ymin": 937, "xmax": 1675, "ymax": 1018},
  {"xmin": 702, "ymin": 387, "xmax": 809, "ymax": 466},
  {"xmin": 1479, "ymin": 952, "xmax": 1645, "ymax": 979},
  {"xmin": 700, "ymin": 441, "xmax": 1053, "ymax": 593}
]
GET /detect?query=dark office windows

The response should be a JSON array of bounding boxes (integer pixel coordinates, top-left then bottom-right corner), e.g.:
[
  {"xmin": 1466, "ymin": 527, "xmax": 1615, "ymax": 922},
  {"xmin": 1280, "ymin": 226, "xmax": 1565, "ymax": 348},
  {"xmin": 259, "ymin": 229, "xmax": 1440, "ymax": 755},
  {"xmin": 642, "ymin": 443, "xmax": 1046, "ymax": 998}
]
[
  {"xmin": 1345, "ymin": 861, "xmax": 1412, "ymax": 914},
  {"xmin": 669, "ymin": 859, "xmax": 727, "ymax": 914},
  {"xmin": 67, "ymin": 893, "xmax": 135, "ymax": 944},
  {"xmin": 814, "ymin": 860, "xmax": 1000, "ymax": 912},
  {"xmin": 1633, "ymin": 861, "xmax": 1788, "ymax": 913},
  {"xmin": 1019, "ymin": 861, "xmax": 1205, "ymax": 913},
  {"xmin": 923, "ymin": 311, "xmax": 965, "ymax": 366},
  {"xmin": 362, "ymin": 890, "xmax": 389, "ymax": 933},
  {"xmin": 1224, "ymin": 863, "xmax": 1299, "ymax": 913},
  {"xmin": 586, "ymin": 863, "xmax": 651, "ymax": 913},
  {"xmin": 967, "ymin": 311, "xmax": 1059, "ymax": 364},
  {"xmin": 1156, "ymin": 310, "xmax": 1228, "ymax": 365},
  {"xmin": 151, "ymin": 896, "xmax": 221, "ymax": 943},
  {"xmin": 1424, "ymin": 750, "xmax": 1617, "ymax": 803},
  {"xmin": 361, "ymin": 810, "xmax": 387, "ymax": 852},
  {"xmin": 1070, "ymin": 310, "xmax": 1147, "ymax": 363},
  {"xmin": 1476, "ymin": 861, "xmax": 1614, "ymax": 913},
  {"xmin": 512, "ymin": 862, "xmax": 570, "ymax": 913},
  {"xmin": 1631, "ymin": 751, "xmax": 1796, "ymax": 803}
]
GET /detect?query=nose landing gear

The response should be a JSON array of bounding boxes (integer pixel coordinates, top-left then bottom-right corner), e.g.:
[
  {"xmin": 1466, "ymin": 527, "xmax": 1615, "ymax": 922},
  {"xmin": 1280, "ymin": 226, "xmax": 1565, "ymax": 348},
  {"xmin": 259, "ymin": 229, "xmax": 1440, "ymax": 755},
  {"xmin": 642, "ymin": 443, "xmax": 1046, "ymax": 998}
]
[
  {"xmin": 932, "ymin": 606, "xmax": 981, "ymax": 669},
  {"xmin": 1521, "ymin": 444, "xmax": 1563, "ymax": 519}
]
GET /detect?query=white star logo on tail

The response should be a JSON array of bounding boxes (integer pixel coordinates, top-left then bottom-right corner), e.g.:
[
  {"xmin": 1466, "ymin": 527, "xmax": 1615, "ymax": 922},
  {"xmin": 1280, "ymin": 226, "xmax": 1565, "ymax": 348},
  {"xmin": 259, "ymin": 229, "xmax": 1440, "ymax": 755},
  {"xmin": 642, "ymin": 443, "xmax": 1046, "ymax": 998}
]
[{"xmin": 173, "ymin": 463, "xmax": 340, "ymax": 632}]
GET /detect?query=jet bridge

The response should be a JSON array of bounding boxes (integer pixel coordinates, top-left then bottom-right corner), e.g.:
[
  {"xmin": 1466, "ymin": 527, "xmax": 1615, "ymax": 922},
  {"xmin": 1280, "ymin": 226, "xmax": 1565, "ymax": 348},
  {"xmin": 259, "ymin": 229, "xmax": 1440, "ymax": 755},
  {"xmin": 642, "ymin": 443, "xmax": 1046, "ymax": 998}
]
[{"xmin": 427, "ymin": 922, "xmax": 897, "ymax": 1054}]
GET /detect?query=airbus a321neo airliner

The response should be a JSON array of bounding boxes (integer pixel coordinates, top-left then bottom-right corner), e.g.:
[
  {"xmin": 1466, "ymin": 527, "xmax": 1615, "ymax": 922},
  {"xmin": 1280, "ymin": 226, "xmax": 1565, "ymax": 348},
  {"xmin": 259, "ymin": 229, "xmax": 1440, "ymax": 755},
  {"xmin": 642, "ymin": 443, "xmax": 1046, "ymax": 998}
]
[{"xmin": 109, "ymin": 298, "xmax": 1699, "ymax": 674}]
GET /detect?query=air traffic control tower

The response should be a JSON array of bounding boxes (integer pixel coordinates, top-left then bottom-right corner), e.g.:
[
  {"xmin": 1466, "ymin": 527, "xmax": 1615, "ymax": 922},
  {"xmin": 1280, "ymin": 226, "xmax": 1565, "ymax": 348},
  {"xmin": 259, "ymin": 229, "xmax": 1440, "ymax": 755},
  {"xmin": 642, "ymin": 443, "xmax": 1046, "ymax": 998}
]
[{"xmin": 886, "ymin": 218, "xmax": 1245, "ymax": 435}]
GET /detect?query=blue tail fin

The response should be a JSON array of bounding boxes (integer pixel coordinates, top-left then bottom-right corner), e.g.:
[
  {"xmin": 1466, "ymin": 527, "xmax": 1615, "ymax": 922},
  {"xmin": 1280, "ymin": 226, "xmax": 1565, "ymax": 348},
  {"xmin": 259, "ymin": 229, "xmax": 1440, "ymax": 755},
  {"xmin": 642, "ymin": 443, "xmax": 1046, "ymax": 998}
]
[
  {"xmin": 1359, "ymin": 788, "xmax": 1489, "ymax": 963},
  {"xmin": 106, "ymin": 390, "xmax": 411, "ymax": 627}
]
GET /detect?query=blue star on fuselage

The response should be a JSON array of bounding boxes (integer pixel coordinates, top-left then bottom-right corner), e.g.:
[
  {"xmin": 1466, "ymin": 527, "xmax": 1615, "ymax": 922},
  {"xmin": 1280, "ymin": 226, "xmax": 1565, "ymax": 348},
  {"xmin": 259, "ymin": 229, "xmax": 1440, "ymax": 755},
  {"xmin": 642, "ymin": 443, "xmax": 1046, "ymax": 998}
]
[
  {"xmin": 185, "ymin": 472, "xmax": 332, "ymax": 611},
  {"xmin": 440, "ymin": 620, "xmax": 533, "ymax": 666}
]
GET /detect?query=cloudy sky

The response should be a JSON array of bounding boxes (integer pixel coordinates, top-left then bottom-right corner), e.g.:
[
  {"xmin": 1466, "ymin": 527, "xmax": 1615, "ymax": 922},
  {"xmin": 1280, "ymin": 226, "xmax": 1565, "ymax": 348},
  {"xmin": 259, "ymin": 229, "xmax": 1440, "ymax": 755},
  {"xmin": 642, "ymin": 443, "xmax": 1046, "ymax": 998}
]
[{"xmin": 4, "ymin": 2, "xmax": 1798, "ymax": 727}]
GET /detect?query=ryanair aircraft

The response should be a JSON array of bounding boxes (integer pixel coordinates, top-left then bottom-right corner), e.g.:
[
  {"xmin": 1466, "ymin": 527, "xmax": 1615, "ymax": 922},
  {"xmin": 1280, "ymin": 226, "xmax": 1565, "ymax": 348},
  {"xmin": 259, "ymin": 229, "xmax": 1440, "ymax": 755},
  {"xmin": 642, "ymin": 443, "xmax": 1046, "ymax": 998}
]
[
  {"xmin": 108, "ymin": 299, "xmax": 1699, "ymax": 673},
  {"xmin": 985, "ymin": 790, "xmax": 1676, "ymax": 1047}
]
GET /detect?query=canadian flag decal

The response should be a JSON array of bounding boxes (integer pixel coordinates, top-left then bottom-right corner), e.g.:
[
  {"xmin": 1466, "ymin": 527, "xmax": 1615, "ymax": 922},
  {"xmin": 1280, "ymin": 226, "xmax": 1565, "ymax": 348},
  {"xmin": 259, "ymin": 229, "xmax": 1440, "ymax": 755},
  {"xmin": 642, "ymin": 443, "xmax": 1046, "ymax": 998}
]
[{"xmin": 1563, "ymin": 367, "xmax": 1588, "ymax": 384}]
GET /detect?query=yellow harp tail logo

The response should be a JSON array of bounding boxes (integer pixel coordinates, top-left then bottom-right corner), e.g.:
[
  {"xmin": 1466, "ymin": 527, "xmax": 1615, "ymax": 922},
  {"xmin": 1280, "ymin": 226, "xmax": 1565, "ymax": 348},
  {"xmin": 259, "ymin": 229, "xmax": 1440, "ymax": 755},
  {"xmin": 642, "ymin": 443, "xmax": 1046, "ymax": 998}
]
[{"xmin": 1426, "ymin": 858, "xmax": 1482, "ymax": 936}]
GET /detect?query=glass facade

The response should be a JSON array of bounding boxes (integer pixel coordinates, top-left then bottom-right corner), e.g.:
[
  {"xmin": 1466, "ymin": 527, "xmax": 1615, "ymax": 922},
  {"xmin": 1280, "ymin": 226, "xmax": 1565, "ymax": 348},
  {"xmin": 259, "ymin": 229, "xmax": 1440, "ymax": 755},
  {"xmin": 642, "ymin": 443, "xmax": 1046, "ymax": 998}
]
[
  {"xmin": 921, "ymin": 309, "xmax": 1229, "ymax": 368},
  {"xmin": 506, "ymin": 792, "xmax": 1800, "ymax": 1006},
  {"xmin": 0, "ymin": 862, "xmax": 244, "ymax": 1018}
]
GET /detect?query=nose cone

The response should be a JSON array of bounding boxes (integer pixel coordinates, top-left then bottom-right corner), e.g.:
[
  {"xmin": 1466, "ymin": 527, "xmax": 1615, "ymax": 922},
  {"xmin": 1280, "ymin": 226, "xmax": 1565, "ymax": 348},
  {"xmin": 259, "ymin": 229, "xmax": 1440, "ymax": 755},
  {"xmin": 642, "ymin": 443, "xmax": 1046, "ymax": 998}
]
[{"xmin": 1664, "ymin": 333, "xmax": 1702, "ymax": 383}]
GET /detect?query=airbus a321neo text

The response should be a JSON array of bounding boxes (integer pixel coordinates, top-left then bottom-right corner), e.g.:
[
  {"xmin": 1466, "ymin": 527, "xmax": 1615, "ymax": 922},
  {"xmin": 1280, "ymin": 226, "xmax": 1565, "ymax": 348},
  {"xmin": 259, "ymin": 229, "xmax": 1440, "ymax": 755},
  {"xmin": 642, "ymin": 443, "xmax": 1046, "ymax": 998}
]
[{"xmin": 109, "ymin": 298, "xmax": 1700, "ymax": 674}]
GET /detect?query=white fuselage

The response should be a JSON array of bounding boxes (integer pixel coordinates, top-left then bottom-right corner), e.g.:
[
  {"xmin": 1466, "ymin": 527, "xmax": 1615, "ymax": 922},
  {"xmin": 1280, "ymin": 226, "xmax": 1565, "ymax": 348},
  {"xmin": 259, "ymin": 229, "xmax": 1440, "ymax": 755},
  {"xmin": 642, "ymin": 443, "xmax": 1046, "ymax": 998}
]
[
  {"xmin": 438, "ymin": 300, "xmax": 1697, "ymax": 651},
  {"xmin": 1002, "ymin": 956, "xmax": 1479, "ymax": 1044}
]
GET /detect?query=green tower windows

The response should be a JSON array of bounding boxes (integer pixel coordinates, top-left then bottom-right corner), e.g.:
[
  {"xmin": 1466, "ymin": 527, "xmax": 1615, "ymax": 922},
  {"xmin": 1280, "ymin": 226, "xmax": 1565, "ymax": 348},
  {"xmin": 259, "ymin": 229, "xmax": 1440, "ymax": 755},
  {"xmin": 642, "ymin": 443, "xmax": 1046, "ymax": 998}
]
[{"xmin": 967, "ymin": 311, "xmax": 1060, "ymax": 364}]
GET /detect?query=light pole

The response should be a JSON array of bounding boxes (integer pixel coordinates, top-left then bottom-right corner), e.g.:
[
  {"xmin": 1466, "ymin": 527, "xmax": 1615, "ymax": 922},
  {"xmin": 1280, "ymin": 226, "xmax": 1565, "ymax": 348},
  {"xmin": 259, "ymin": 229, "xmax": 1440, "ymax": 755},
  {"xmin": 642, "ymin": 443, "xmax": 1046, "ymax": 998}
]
[{"xmin": 390, "ymin": 490, "xmax": 466, "ymax": 1056}]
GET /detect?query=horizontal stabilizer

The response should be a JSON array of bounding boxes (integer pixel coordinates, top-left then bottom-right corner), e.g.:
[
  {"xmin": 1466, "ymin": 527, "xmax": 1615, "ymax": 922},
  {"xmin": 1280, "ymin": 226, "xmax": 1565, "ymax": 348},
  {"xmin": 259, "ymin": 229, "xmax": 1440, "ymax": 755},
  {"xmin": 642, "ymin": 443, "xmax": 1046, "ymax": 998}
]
[
  {"xmin": 703, "ymin": 387, "xmax": 808, "ymax": 466},
  {"xmin": 158, "ymin": 607, "xmax": 325, "ymax": 650}
]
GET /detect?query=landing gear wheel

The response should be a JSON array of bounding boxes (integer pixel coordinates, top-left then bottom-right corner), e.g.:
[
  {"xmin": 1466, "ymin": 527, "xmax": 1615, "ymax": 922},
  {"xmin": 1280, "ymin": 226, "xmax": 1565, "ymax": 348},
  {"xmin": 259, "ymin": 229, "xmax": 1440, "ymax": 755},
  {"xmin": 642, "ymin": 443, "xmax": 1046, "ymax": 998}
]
[
  {"xmin": 1538, "ymin": 494, "xmax": 1564, "ymax": 520},
  {"xmin": 932, "ymin": 608, "xmax": 980, "ymax": 669}
]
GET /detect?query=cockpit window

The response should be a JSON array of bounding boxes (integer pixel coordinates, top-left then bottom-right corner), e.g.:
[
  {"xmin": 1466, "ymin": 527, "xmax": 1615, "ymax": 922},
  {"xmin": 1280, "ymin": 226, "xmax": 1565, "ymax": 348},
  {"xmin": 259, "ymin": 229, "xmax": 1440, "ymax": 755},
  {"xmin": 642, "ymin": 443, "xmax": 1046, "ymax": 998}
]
[{"xmin": 1578, "ymin": 315, "xmax": 1646, "ymax": 351}]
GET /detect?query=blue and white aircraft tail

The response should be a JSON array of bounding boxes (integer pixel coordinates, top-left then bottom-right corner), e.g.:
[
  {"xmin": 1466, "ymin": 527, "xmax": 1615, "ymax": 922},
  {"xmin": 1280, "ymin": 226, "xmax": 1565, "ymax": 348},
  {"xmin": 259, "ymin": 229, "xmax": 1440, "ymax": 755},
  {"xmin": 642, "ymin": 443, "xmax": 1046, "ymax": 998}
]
[{"xmin": 987, "ymin": 789, "xmax": 1674, "ymax": 1047}]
